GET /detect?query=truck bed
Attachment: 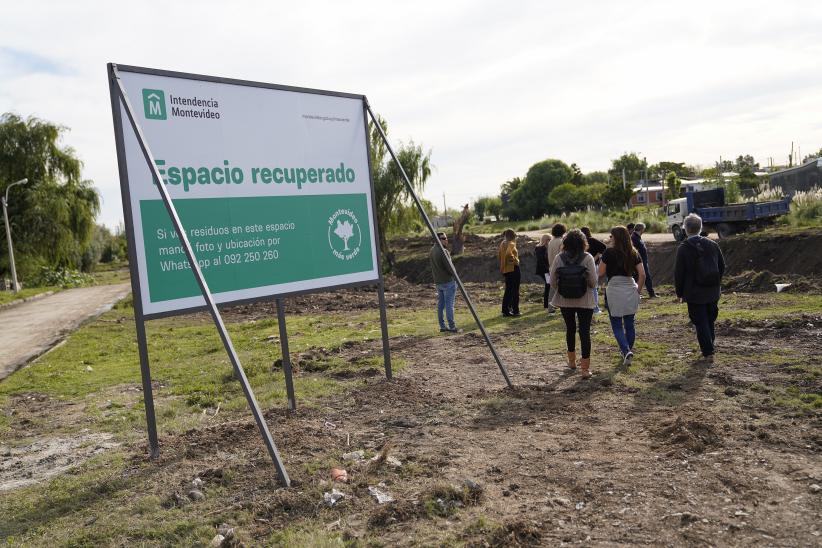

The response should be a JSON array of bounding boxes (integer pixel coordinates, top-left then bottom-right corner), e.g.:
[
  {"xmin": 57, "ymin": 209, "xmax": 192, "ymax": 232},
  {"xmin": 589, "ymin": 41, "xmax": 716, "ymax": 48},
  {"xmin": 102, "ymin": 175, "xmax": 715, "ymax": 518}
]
[{"xmin": 696, "ymin": 199, "xmax": 790, "ymax": 223}]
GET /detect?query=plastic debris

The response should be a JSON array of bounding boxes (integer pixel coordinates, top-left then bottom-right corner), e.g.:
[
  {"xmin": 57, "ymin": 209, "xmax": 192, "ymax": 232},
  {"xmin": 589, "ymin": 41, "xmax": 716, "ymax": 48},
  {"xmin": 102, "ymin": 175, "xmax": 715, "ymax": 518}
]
[
  {"xmin": 368, "ymin": 484, "xmax": 394, "ymax": 504},
  {"xmin": 331, "ymin": 468, "xmax": 348, "ymax": 483},
  {"xmin": 342, "ymin": 450, "xmax": 365, "ymax": 462},
  {"xmin": 775, "ymin": 283, "xmax": 791, "ymax": 293},
  {"xmin": 386, "ymin": 456, "xmax": 402, "ymax": 467},
  {"xmin": 323, "ymin": 488, "xmax": 345, "ymax": 507}
]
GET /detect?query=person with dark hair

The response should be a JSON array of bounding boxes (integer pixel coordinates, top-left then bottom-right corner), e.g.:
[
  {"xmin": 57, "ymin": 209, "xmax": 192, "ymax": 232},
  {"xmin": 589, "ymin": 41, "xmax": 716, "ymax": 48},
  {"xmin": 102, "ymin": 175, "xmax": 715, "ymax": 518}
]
[
  {"xmin": 599, "ymin": 226, "xmax": 646, "ymax": 365},
  {"xmin": 626, "ymin": 223, "xmax": 635, "ymax": 234},
  {"xmin": 549, "ymin": 229, "xmax": 598, "ymax": 378},
  {"xmin": 631, "ymin": 223, "xmax": 657, "ymax": 297},
  {"xmin": 430, "ymin": 232, "xmax": 459, "ymax": 333},
  {"xmin": 498, "ymin": 229, "xmax": 521, "ymax": 317},
  {"xmin": 535, "ymin": 233, "xmax": 552, "ymax": 309},
  {"xmin": 675, "ymin": 214, "xmax": 725, "ymax": 361},
  {"xmin": 545, "ymin": 223, "xmax": 566, "ymax": 312},
  {"xmin": 580, "ymin": 226, "xmax": 606, "ymax": 313}
]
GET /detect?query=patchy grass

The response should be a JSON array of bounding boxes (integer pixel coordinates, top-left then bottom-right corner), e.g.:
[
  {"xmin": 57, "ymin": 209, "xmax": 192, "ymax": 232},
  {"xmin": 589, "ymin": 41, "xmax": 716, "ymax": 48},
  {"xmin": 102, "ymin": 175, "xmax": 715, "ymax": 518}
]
[{"xmin": 0, "ymin": 286, "xmax": 59, "ymax": 307}]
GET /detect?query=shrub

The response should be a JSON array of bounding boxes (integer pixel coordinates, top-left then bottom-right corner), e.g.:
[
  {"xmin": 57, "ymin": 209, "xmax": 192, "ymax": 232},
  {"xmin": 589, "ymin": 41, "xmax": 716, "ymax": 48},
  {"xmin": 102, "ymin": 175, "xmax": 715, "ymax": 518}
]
[
  {"xmin": 31, "ymin": 267, "xmax": 94, "ymax": 288},
  {"xmin": 787, "ymin": 187, "xmax": 822, "ymax": 226}
]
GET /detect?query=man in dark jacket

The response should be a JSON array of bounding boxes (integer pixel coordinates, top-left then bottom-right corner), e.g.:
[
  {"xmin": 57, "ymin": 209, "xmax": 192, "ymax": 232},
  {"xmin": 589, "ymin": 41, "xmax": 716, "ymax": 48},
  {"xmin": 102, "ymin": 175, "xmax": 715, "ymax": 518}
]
[
  {"xmin": 631, "ymin": 223, "xmax": 657, "ymax": 297},
  {"xmin": 430, "ymin": 232, "xmax": 459, "ymax": 333},
  {"xmin": 674, "ymin": 214, "xmax": 726, "ymax": 361}
]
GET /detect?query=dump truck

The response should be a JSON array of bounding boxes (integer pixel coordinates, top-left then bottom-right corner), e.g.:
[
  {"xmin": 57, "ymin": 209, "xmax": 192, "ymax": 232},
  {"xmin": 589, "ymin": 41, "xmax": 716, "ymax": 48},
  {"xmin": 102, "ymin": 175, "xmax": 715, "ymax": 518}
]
[{"xmin": 666, "ymin": 188, "xmax": 790, "ymax": 241}]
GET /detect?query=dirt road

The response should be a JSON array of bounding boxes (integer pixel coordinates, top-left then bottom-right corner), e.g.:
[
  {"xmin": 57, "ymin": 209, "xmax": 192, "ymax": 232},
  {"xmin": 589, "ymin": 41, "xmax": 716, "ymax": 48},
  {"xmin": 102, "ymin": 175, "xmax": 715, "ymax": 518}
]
[{"xmin": 0, "ymin": 284, "xmax": 131, "ymax": 381}]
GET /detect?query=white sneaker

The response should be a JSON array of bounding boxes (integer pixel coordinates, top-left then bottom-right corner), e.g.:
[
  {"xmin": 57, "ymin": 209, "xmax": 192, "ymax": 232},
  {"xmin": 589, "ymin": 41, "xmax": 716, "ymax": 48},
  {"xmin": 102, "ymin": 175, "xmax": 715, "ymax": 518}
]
[{"xmin": 622, "ymin": 351, "xmax": 633, "ymax": 366}]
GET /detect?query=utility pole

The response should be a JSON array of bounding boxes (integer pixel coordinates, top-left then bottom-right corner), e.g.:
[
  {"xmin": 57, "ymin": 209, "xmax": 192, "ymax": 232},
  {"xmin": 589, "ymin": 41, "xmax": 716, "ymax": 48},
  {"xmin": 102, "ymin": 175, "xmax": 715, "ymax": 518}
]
[
  {"xmin": 2, "ymin": 178, "xmax": 28, "ymax": 293},
  {"xmin": 442, "ymin": 193, "xmax": 447, "ymax": 219}
]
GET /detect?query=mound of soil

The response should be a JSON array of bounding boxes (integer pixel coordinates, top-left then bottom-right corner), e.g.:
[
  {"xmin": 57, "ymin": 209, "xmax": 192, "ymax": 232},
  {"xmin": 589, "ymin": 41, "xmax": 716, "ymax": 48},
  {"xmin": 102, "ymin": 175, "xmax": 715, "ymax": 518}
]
[
  {"xmin": 393, "ymin": 234, "xmax": 542, "ymax": 285},
  {"xmin": 722, "ymin": 270, "xmax": 822, "ymax": 293},
  {"xmin": 654, "ymin": 416, "xmax": 721, "ymax": 454},
  {"xmin": 647, "ymin": 229, "xmax": 822, "ymax": 286},
  {"xmin": 390, "ymin": 229, "xmax": 822, "ymax": 290}
]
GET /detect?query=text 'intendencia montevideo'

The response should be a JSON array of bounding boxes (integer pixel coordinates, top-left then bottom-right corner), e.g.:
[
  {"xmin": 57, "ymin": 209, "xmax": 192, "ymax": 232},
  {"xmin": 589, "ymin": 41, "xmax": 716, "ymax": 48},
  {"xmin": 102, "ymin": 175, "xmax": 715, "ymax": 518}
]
[{"xmin": 153, "ymin": 159, "xmax": 357, "ymax": 193}]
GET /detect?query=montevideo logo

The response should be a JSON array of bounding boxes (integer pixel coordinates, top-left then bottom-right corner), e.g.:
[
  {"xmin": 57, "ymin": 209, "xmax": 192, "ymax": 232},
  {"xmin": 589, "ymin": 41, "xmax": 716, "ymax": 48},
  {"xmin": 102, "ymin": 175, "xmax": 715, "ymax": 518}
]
[
  {"xmin": 142, "ymin": 88, "xmax": 222, "ymax": 121},
  {"xmin": 142, "ymin": 89, "xmax": 167, "ymax": 120},
  {"xmin": 328, "ymin": 208, "xmax": 362, "ymax": 261}
]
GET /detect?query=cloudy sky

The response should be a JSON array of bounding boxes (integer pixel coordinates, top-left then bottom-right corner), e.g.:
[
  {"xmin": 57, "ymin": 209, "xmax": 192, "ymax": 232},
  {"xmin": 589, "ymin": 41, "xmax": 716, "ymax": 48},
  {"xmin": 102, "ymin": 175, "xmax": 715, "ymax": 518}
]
[{"xmin": 2, "ymin": 0, "xmax": 821, "ymax": 227}]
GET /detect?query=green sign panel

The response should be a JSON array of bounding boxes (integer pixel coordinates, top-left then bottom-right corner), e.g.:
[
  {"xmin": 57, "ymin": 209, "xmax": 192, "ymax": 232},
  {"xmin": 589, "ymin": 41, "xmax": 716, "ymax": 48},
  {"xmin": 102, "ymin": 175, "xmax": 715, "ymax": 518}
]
[{"xmin": 140, "ymin": 194, "xmax": 373, "ymax": 302}]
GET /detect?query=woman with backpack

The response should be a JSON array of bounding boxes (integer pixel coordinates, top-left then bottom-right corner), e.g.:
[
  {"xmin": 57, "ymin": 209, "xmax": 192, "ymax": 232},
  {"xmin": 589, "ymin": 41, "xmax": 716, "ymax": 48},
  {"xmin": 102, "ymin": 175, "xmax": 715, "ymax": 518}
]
[
  {"xmin": 549, "ymin": 229, "xmax": 599, "ymax": 378},
  {"xmin": 598, "ymin": 226, "xmax": 646, "ymax": 366}
]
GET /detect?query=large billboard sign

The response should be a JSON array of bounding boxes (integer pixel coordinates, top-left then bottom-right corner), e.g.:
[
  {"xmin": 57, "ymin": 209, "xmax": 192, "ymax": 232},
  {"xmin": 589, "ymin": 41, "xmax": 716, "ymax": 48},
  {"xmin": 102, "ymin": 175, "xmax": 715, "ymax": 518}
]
[{"xmin": 113, "ymin": 65, "xmax": 379, "ymax": 317}]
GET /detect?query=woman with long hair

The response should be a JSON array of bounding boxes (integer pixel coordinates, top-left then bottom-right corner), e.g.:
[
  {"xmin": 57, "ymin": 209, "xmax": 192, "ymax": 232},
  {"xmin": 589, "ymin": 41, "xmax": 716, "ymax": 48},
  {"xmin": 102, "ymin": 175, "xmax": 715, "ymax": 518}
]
[
  {"xmin": 498, "ymin": 229, "xmax": 521, "ymax": 317},
  {"xmin": 598, "ymin": 226, "xmax": 646, "ymax": 365},
  {"xmin": 549, "ymin": 229, "xmax": 598, "ymax": 378}
]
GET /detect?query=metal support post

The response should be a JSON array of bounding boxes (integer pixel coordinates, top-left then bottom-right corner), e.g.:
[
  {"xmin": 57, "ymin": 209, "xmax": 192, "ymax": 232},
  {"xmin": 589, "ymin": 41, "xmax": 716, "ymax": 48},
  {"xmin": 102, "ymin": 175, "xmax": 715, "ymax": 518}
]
[
  {"xmin": 135, "ymin": 317, "xmax": 160, "ymax": 458},
  {"xmin": 275, "ymin": 299, "xmax": 297, "ymax": 412},
  {"xmin": 377, "ymin": 279, "xmax": 392, "ymax": 379},
  {"xmin": 364, "ymin": 100, "xmax": 512, "ymax": 388},
  {"xmin": 111, "ymin": 65, "xmax": 290, "ymax": 486}
]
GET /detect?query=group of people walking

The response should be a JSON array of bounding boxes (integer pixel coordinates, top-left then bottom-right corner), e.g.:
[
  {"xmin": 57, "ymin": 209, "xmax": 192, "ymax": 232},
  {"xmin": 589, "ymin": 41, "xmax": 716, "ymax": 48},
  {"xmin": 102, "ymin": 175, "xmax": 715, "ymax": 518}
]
[{"xmin": 430, "ymin": 213, "xmax": 725, "ymax": 380}]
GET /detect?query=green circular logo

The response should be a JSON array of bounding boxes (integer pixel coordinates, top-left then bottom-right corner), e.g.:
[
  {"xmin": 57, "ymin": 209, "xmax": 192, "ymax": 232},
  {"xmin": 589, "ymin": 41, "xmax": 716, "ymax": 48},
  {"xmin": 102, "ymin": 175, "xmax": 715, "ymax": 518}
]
[{"xmin": 328, "ymin": 209, "xmax": 362, "ymax": 260}]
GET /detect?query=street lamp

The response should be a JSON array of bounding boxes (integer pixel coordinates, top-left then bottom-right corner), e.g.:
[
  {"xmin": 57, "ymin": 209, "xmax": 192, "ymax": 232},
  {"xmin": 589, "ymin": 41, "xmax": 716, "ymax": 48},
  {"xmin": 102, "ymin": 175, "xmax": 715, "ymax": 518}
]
[{"xmin": 2, "ymin": 178, "xmax": 28, "ymax": 293}]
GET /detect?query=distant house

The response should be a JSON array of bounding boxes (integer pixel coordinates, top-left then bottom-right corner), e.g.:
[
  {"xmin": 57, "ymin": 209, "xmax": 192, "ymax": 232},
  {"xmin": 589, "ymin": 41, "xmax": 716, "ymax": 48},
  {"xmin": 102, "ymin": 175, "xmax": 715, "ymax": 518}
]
[
  {"xmin": 431, "ymin": 215, "xmax": 454, "ymax": 229},
  {"xmin": 630, "ymin": 184, "xmax": 665, "ymax": 207}
]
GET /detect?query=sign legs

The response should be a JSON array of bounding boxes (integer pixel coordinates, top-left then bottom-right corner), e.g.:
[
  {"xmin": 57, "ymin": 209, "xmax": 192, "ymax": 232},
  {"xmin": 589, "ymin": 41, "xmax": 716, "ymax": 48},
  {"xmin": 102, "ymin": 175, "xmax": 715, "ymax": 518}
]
[
  {"xmin": 136, "ymin": 317, "xmax": 160, "ymax": 459},
  {"xmin": 275, "ymin": 298, "xmax": 297, "ymax": 412},
  {"xmin": 377, "ymin": 279, "xmax": 392, "ymax": 379}
]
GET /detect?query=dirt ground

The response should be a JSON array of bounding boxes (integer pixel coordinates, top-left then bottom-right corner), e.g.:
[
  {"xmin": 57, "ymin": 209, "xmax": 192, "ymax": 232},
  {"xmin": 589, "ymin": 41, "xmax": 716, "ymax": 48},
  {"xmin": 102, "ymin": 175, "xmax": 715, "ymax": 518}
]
[{"xmin": 3, "ymin": 278, "xmax": 820, "ymax": 546}]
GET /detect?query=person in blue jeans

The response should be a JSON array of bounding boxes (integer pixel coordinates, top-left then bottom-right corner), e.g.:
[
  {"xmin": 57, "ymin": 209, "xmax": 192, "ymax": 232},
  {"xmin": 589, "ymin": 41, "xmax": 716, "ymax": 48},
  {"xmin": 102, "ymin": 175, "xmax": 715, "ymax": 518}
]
[
  {"xmin": 430, "ymin": 232, "xmax": 459, "ymax": 333},
  {"xmin": 598, "ymin": 226, "xmax": 646, "ymax": 365}
]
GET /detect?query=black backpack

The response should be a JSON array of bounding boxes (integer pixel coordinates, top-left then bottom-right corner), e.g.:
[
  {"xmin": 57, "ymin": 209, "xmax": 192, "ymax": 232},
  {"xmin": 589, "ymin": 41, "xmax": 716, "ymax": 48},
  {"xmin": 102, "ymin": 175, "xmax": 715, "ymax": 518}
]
[
  {"xmin": 687, "ymin": 238, "xmax": 720, "ymax": 286},
  {"xmin": 556, "ymin": 252, "xmax": 589, "ymax": 298}
]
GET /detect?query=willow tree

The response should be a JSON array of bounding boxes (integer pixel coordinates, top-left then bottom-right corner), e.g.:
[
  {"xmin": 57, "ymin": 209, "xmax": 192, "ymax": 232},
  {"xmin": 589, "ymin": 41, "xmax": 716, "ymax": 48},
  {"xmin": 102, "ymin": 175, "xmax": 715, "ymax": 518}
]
[
  {"xmin": 0, "ymin": 113, "xmax": 100, "ymax": 278},
  {"xmin": 369, "ymin": 115, "xmax": 432, "ymax": 267}
]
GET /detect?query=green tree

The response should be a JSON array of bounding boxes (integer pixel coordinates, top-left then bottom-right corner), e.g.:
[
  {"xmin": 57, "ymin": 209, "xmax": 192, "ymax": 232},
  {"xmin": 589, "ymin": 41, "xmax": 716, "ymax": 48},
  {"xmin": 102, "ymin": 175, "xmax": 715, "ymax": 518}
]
[
  {"xmin": 736, "ymin": 164, "xmax": 759, "ymax": 190},
  {"xmin": 601, "ymin": 180, "xmax": 634, "ymax": 209},
  {"xmin": 548, "ymin": 183, "xmax": 585, "ymax": 211},
  {"xmin": 570, "ymin": 163, "xmax": 583, "ymax": 185},
  {"xmin": 665, "ymin": 171, "xmax": 682, "ymax": 199},
  {"xmin": 473, "ymin": 196, "xmax": 490, "ymax": 220},
  {"xmin": 506, "ymin": 159, "xmax": 573, "ymax": 218},
  {"xmin": 582, "ymin": 171, "xmax": 608, "ymax": 185},
  {"xmin": 734, "ymin": 154, "xmax": 759, "ymax": 172},
  {"xmin": 368, "ymin": 115, "xmax": 432, "ymax": 263},
  {"xmin": 608, "ymin": 152, "xmax": 647, "ymax": 185},
  {"xmin": 486, "ymin": 196, "xmax": 503, "ymax": 219},
  {"xmin": 0, "ymin": 113, "xmax": 100, "ymax": 278},
  {"xmin": 652, "ymin": 161, "xmax": 690, "ymax": 179}
]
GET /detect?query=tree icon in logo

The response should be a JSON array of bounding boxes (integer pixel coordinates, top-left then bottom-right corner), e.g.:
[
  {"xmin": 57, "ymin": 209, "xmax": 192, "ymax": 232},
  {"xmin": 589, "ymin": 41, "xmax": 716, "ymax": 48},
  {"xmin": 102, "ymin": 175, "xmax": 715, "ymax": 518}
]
[{"xmin": 334, "ymin": 219, "xmax": 354, "ymax": 251}]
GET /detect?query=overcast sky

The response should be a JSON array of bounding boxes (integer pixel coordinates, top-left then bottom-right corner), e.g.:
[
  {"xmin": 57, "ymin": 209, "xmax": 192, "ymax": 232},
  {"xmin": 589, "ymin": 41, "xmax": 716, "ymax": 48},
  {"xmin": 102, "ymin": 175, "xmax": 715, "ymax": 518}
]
[{"xmin": 2, "ymin": 0, "xmax": 821, "ymax": 227}]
